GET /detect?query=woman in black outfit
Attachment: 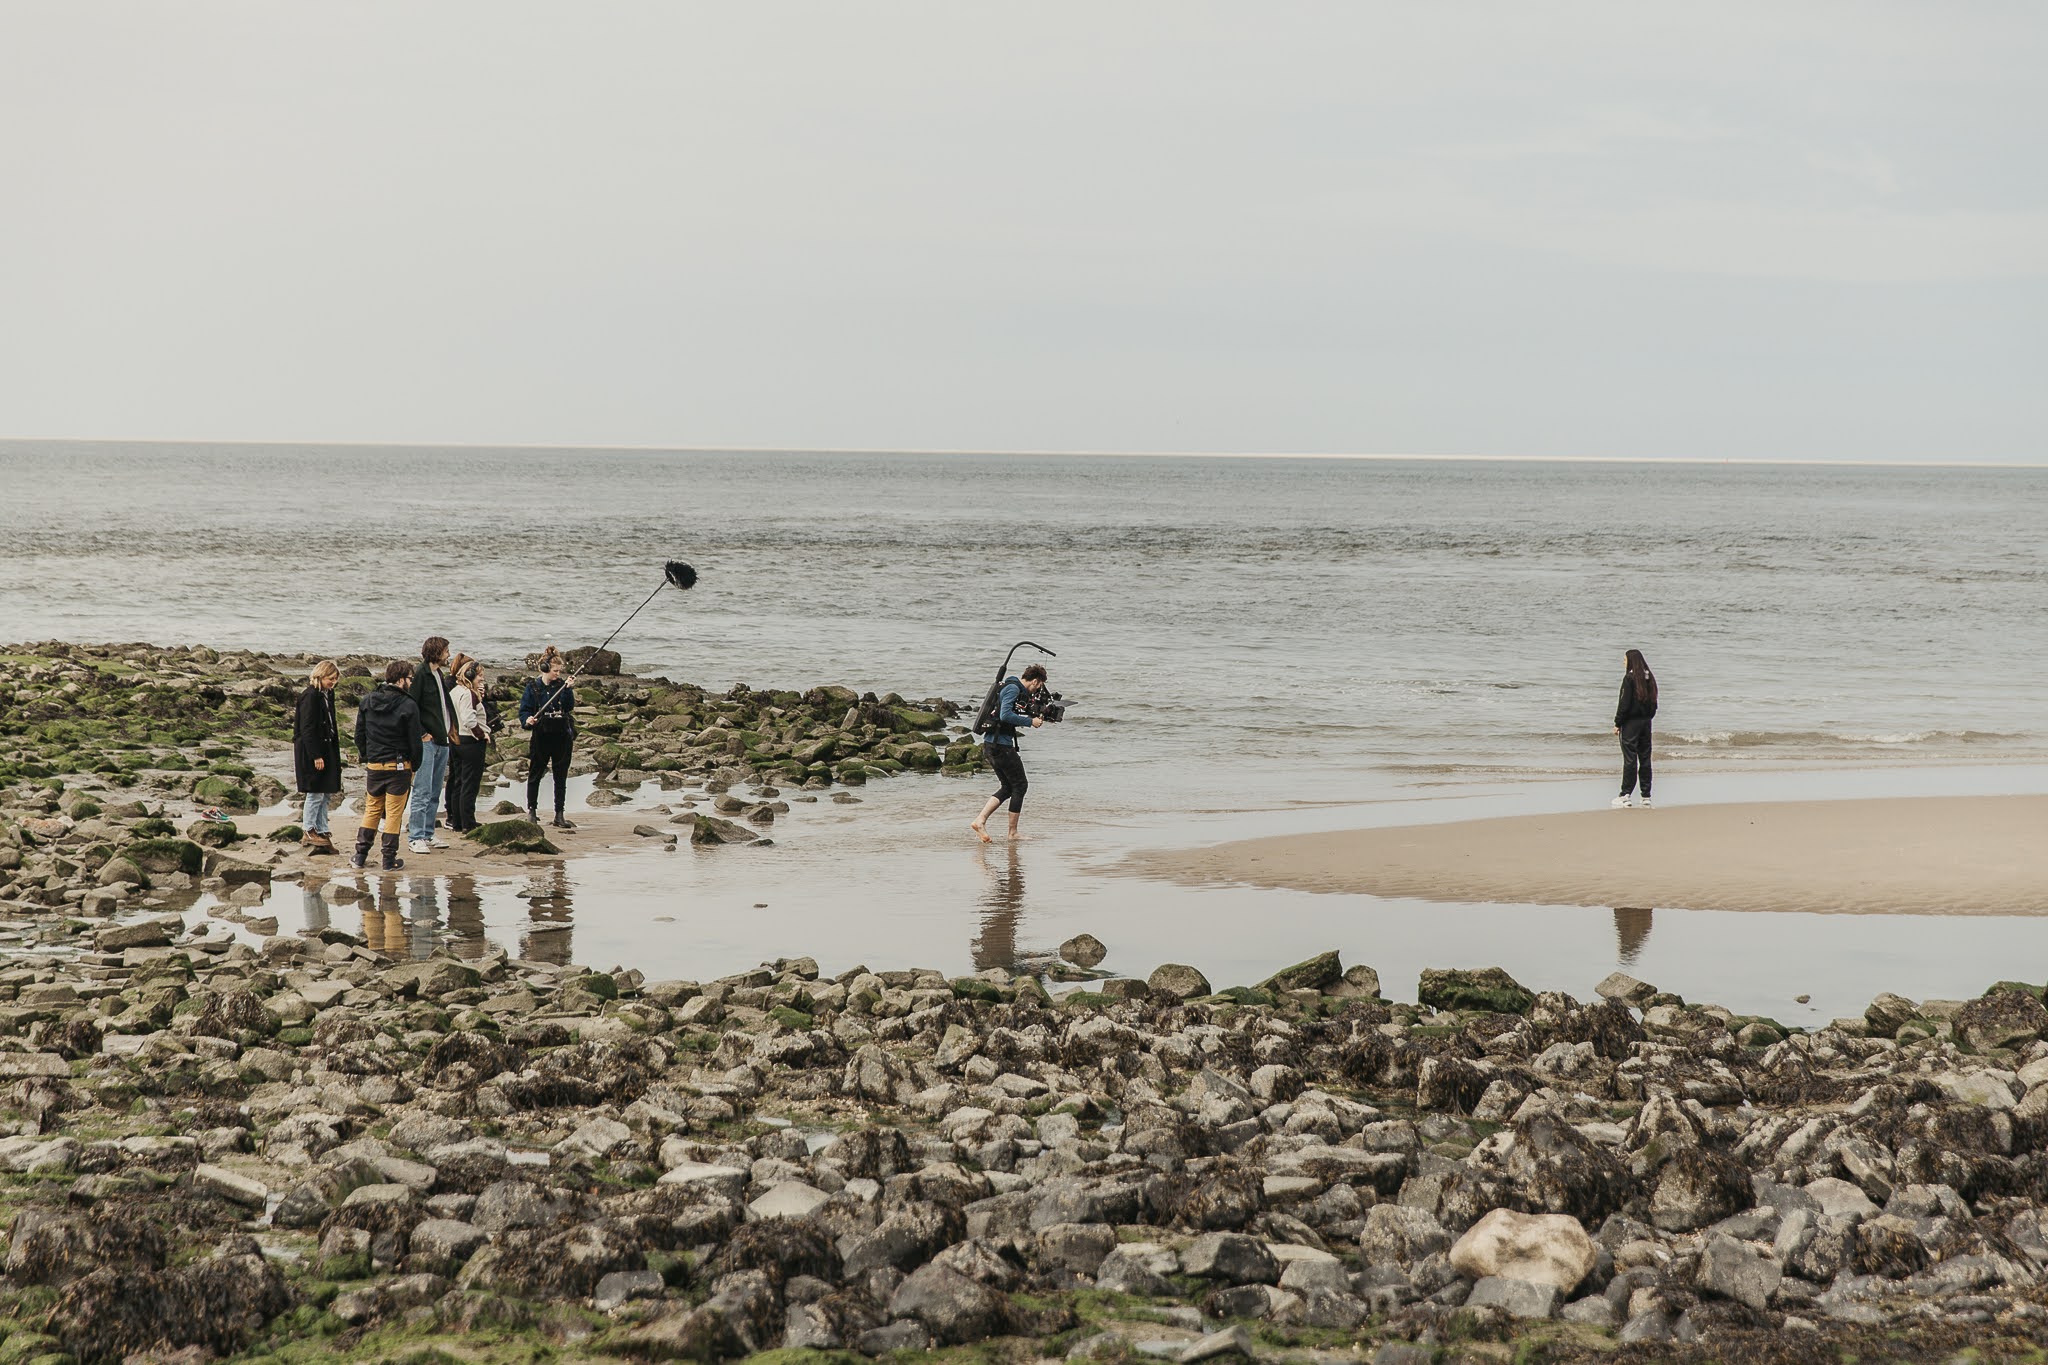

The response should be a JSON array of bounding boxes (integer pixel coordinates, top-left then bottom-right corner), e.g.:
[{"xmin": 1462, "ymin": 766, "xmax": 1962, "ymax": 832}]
[
  {"xmin": 1611, "ymin": 648, "xmax": 1658, "ymax": 809},
  {"xmin": 293, "ymin": 660, "xmax": 344, "ymax": 853},
  {"xmin": 519, "ymin": 647, "xmax": 577, "ymax": 830}
]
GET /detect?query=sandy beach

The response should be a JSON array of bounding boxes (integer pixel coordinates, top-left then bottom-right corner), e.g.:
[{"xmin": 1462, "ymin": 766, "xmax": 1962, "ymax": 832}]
[{"xmin": 1130, "ymin": 795, "xmax": 2048, "ymax": 916}]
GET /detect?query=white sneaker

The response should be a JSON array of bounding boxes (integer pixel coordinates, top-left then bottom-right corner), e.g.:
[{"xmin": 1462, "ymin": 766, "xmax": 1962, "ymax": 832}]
[
  {"xmin": 1610, "ymin": 795, "xmax": 1633, "ymax": 809},
  {"xmin": 1639, "ymin": 796, "xmax": 1654, "ymax": 809},
  {"xmin": 408, "ymin": 839, "xmax": 434, "ymax": 854}
]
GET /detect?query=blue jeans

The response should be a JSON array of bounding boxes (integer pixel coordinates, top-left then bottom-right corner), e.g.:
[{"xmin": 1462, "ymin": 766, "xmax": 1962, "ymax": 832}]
[
  {"xmin": 301, "ymin": 790, "xmax": 333, "ymax": 835},
  {"xmin": 406, "ymin": 742, "xmax": 451, "ymax": 842}
]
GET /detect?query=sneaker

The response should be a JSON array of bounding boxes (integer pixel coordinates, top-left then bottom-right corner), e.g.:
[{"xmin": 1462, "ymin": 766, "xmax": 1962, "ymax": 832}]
[
  {"xmin": 408, "ymin": 839, "xmax": 434, "ymax": 854},
  {"xmin": 1610, "ymin": 795, "xmax": 1633, "ymax": 809},
  {"xmin": 1639, "ymin": 796, "xmax": 1654, "ymax": 809}
]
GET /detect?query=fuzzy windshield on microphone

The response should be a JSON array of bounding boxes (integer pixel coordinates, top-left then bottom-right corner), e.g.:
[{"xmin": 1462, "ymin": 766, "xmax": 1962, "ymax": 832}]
[{"xmin": 664, "ymin": 562, "xmax": 698, "ymax": 590}]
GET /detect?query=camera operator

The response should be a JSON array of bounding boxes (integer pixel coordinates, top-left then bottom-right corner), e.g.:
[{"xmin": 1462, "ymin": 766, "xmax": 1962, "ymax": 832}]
[{"xmin": 970, "ymin": 663, "xmax": 1050, "ymax": 843}]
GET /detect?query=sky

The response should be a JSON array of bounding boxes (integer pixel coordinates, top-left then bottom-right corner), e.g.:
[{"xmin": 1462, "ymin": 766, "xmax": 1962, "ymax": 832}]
[{"xmin": 1, "ymin": 3, "xmax": 2043, "ymax": 461}]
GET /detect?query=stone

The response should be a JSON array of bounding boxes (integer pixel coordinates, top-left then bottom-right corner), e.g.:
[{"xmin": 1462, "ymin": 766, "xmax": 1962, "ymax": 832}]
[
  {"xmin": 1148, "ymin": 964, "xmax": 1212, "ymax": 1001},
  {"xmin": 409, "ymin": 1219, "xmax": 488, "ymax": 1272},
  {"xmin": 1179, "ymin": 1325, "xmax": 1257, "ymax": 1363},
  {"xmin": 747, "ymin": 1179, "xmax": 832, "ymax": 1221},
  {"xmin": 193, "ymin": 1162, "xmax": 270, "ymax": 1207},
  {"xmin": 1260, "ymin": 950, "xmax": 1343, "ymax": 994},
  {"xmin": 94, "ymin": 915, "xmax": 182, "ymax": 951},
  {"xmin": 657, "ymin": 1161, "xmax": 748, "ymax": 1199},
  {"xmin": 1418, "ymin": 967, "xmax": 1534, "ymax": 1014},
  {"xmin": 1097, "ymin": 1243, "xmax": 1179, "ymax": 1296},
  {"xmin": 1466, "ymin": 1275, "xmax": 1561, "ymax": 1319},
  {"xmin": 887, "ymin": 1262, "xmax": 1009, "ymax": 1345},
  {"xmin": 1804, "ymin": 1177, "xmax": 1880, "ymax": 1223},
  {"xmin": 1360, "ymin": 1205, "xmax": 1451, "ymax": 1266},
  {"xmin": 1595, "ymin": 972, "xmax": 1656, "ymax": 1005},
  {"xmin": 1649, "ymin": 1146, "xmax": 1753, "ymax": 1232},
  {"xmin": 1060, "ymin": 934, "xmax": 1108, "ymax": 969},
  {"xmin": 1038, "ymin": 1222, "xmax": 1118, "ymax": 1275},
  {"xmin": 1695, "ymin": 1233, "xmax": 1782, "ymax": 1312},
  {"xmin": 691, "ymin": 814, "xmax": 762, "ymax": 846},
  {"xmin": 594, "ymin": 1268, "xmax": 666, "ymax": 1310},
  {"xmin": 1449, "ymin": 1208, "xmax": 1596, "ymax": 1293},
  {"xmin": 1863, "ymin": 992, "xmax": 1920, "ymax": 1038},
  {"xmin": 1181, "ymin": 1232, "xmax": 1279, "ymax": 1285},
  {"xmin": 1955, "ymin": 989, "xmax": 2048, "ymax": 1053}
]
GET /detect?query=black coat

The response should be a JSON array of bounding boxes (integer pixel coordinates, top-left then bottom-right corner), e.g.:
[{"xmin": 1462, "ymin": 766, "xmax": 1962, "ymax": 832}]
[
  {"xmin": 294, "ymin": 685, "xmax": 343, "ymax": 793},
  {"xmin": 410, "ymin": 666, "xmax": 455, "ymax": 743},
  {"xmin": 355, "ymin": 684, "xmax": 425, "ymax": 770}
]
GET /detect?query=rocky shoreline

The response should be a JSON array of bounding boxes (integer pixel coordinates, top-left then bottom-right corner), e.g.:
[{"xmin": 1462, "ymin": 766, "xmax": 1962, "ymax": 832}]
[
  {"xmin": 8, "ymin": 641, "xmax": 2048, "ymax": 1363},
  {"xmin": 1, "ymin": 925, "xmax": 2047, "ymax": 1364}
]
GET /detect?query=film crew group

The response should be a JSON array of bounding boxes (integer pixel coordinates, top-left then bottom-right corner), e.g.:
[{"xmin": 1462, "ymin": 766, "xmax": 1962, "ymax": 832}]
[{"xmin": 291, "ymin": 640, "xmax": 571, "ymax": 871}]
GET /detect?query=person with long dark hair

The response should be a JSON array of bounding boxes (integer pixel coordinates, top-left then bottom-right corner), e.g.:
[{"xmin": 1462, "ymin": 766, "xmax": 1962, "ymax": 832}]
[
  {"xmin": 1611, "ymin": 648, "xmax": 1658, "ymax": 809},
  {"xmin": 520, "ymin": 647, "xmax": 577, "ymax": 830}
]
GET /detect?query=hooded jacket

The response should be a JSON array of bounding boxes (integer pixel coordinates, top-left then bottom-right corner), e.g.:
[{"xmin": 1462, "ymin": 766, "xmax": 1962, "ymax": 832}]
[{"xmin": 355, "ymin": 684, "xmax": 424, "ymax": 769}]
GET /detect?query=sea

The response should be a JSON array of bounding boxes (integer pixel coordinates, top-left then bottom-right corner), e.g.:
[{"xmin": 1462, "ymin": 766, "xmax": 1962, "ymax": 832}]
[{"xmin": 4, "ymin": 442, "xmax": 2045, "ymax": 1020}]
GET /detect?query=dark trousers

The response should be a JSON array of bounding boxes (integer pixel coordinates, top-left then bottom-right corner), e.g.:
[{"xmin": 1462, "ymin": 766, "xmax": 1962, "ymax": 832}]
[
  {"xmin": 1619, "ymin": 720, "xmax": 1653, "ymax": 797},
  {"xmin": 446, "ymin": 739, "xmax": 487, "ymax": 831},
  {"xmin": 527, "ymin": 730, "xmax": 572, "ymax": 815},
  {"xmin": 986, "ymin": 743, "xmax": 1028, "ymax": 813}
]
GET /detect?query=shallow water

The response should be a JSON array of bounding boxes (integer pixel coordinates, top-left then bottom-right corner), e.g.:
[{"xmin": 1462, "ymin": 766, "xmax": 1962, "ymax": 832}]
[{"xmin": 9, "ymin": 443, "xmax": 2048, "ymax": 1011}]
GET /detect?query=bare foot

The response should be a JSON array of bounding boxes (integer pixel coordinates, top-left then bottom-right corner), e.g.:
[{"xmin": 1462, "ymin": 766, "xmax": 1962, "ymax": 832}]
[{"xmin": 969, "ymin": 820, "xmax": 990, "ymax": 844}]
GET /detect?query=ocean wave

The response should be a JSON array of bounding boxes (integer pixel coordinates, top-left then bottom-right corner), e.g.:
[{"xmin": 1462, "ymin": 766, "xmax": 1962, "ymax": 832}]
[{"xmin": 1666, "ymin": 728, "xmax": 2021, "ymax": 748}]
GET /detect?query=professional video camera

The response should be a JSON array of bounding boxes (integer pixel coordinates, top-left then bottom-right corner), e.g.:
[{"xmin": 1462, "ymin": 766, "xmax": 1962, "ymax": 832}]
[{"xmin": 1018, "ymin": 687, "xmax": 1068, "ymax": 724}]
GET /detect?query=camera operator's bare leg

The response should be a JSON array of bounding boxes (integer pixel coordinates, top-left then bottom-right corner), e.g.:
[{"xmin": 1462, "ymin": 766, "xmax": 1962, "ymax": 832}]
[{"xmin": 970, "ymin": 797, "xmax": 999, "ymax": 843}]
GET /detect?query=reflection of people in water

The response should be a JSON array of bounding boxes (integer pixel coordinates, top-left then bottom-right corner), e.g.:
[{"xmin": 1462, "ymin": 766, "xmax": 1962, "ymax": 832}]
[
  {"xmin": 1613, "ymin": 906, "xmax": 1653, "ymax": 966},
  {"xmin": 405, "ymin": 877, "xmax": 441, "ymax": 960},
  {"xmin": 362, "ymin": 876, "xmax": 409, "ymax": 955},
  {"xmin": 299, "ymin": 882, "xmax": 331, "ymax": 936},
  {"xmin": 522, "ymin": 867, "xmax": 574, "ymax": 965},
  {"xmin": 972, "ymin": 844, "xmax": 1026, "ymax": 972},
  {"xmin": 443, "ymin": 874, "xmax": 488, "ymax": 958}
]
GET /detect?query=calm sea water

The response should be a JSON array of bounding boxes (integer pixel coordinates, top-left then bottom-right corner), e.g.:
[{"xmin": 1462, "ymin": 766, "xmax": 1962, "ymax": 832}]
[{"xmin": 4, "ymin": 443, "xmax": 2045, "ymax": 1016}]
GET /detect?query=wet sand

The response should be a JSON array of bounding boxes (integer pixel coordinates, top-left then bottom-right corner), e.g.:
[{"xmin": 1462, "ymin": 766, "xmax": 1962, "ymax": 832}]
[{"xmin": 1128, "ymin": 795, "xmax": 2048, "ymax": 916}]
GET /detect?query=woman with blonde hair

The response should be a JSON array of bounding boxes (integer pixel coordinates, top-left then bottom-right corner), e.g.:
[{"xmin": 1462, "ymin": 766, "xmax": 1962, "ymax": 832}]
[
  {"xmin": 293, "ymin": 660, "xmax": 344, "ymax": 853},
  {"xmin": 443, "ymin": 654, "xmax": 492, "ymax": 833}
]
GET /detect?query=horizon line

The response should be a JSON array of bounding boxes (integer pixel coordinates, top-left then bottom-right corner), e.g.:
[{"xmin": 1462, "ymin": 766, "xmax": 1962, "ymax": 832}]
[{"xmin": 1, "ymin": 435, "xmax": 2043, "ymax": 470}]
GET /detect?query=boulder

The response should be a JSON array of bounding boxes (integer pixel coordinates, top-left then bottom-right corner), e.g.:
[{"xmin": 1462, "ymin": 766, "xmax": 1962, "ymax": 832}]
[
  {"xmin": 691, "ymin": 815, "xmax": 763, "ymax": 846},
  {"xmin": 1418, "ymin": 967, "xmax": 1534, "ymax": 1014},
  {"xmin": 1148, "ymin": 964, "xmax": 1212, "ymax": 1001},
  {"xmin": 1449, "ymin": 1209, "xmax": 1596, "ymax": 1293},
  {"xmin": 1955, "ymin": 989, "xmax": 2048, "ymax": 1053},
  {"xmin": 1059, "ymin": 934, "xmax": 1108, "ymax": 969},
  {"xmin": 1359, "ymin": 1205, "xmax": 1450, "ymax": 1266},
  {"xmin": 467, "ymin": 819, "xmax": 560, "ymax": 854},
  {"xmin": 1695, "ymin": 1234, "xmax": 1781, "ymax": 1312},
  {"xmin": 887, "ymin": 1263, "xmax": 1009, "ymax": 1345},
  {"xmin": 1466, "ymin": 1275, "xmax": 1561, "ymax": 1319},
  {"xmin": 1181, "ymin": 1232, "xmax": 1279, "ymax": 1285},
  {"xmin": 1260, "ymin": 950, "xmax": 1343, "ymax": 994}
]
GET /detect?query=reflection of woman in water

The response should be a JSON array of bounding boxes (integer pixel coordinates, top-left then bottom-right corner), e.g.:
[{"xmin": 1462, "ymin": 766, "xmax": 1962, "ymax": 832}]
[
  {"xmin": 972, "ymin": 844, "xmax": 1026, "ymax": 972},
  {"xmin": 299, "ymin": 882, "xmax": 331, "ymax": 936},
  {"xmin": 1613, "ymin": 906, "xmax": 1653, "ymax": 965},
  {"xmin": 443, "ymin": 874, "xmax": 488, "ymax": 958},
  {"xmin": 405, "ymin": 876, "xmax": 440, "ymax": 960}
]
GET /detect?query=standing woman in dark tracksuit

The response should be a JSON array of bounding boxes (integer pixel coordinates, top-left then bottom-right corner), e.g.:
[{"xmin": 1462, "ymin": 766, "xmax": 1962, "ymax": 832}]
[
  {"xmin": 520, "ymin": 647, "xmax": 577, "ymax": 831},
  {"xmin": 1611, "ymin": 648, "xmax": 1658, "ymax": 809}
]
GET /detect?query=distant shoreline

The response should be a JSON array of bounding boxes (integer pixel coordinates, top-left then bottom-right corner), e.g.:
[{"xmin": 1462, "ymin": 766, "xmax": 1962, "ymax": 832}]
[{"xmin": 4, "ymin": 437, "xmax": 2045, "ymax": 470}]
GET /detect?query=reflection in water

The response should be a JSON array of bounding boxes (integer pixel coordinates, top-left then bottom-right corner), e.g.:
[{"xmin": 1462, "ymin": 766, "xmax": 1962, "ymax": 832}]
[
  {"xmin": 972, "ymin": 845, "xmax": 1026, "ymax": 972},
  {"xmin": 521, "ymin": 868, "xmax": 575, "ymax": 965},
  {"xmin": 300, "ymin": 883, "xmax": 331, "ymax": 936},
  {"xmin": 444, "ymin": 875, "xmax": 488, "ymax": 959},
  {"xmin": 362, "ymin": 876, "xmax": 410, "ymax": 955},
  {"xmin": 1614, "ymin": 906, "xmax": 1654, "ymax": 966},
  {"xmin": 406, "ymin": 877, "xmax": 441, "ymax": 960}
]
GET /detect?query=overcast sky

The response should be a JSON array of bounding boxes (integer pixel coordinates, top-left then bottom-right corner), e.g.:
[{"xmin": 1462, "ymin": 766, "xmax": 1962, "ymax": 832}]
[{"xmin": 3, "ymin": 3, "xmax": 2043, "ymax": 460}]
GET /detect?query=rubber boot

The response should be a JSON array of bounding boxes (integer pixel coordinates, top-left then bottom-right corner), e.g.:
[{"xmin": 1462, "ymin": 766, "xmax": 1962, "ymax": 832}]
[
  {"xmin": 551, "ymin": 810, "xmax": 575, "ymax": 831},
  {"xmin": 526, "ymin": 807, "xmax": 539, "ymax": 825},
  {"xmin": 380, "ymin": 833, "xmax": 405, "ymax": 871},
  {"xmin": 350, "ymin": 828, "xmax": 374, "ymax": 869}
]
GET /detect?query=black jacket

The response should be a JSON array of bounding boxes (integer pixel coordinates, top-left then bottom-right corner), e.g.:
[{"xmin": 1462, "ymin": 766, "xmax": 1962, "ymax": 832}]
[
  {"xmin": 293, "ymin": 685, "xmax": 344, "ymax": 793},
  {"xmin": 1616, "ymin": 675, "xmax": 1659, "ymax": 728},
  {"xmin": 410, "ymin": 666, "xmax": 454, "ymax": 743},
  {"xmin": 355, "ymin": 684, "xmax": 424, "ymax": 769}
]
